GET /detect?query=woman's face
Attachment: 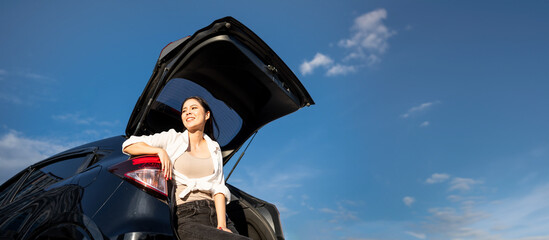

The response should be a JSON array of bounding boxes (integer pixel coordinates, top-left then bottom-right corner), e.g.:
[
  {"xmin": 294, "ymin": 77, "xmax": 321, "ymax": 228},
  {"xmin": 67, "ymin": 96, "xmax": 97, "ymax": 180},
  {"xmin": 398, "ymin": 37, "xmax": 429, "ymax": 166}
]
[{"xmin": 181, "ymin": 98, "xmax": 210, "ymax": 132}]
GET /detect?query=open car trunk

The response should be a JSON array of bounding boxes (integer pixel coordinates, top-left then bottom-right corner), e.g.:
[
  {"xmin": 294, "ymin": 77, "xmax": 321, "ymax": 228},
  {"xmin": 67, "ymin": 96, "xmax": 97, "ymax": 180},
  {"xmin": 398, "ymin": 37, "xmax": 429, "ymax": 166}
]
[
  {"xmin": 126, "ymin": 17, "xmax": 313, "ymax": 240},
  {"xmin": 126, "ymin": 16, "xmax": 314, "ymax": 162}
]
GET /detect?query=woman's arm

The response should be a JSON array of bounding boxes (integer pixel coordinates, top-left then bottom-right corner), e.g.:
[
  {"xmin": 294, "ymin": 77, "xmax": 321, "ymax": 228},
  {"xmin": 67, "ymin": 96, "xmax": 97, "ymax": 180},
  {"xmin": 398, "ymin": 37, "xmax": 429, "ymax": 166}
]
[
  {"xmin": 123, "ymin": 142, "xmax": 172, "ymax": 180},
  {"xmin": 214, "ymin": 193, "xmax": 231, "ymax": 232}
]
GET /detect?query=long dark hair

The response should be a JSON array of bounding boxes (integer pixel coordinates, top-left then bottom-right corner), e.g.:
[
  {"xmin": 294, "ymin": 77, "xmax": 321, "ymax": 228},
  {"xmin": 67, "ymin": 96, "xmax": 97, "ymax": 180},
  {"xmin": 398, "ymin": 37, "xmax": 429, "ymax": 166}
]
[{"xmin": 181, "ymin": 96, "xmax": 218, "ymax": 141}]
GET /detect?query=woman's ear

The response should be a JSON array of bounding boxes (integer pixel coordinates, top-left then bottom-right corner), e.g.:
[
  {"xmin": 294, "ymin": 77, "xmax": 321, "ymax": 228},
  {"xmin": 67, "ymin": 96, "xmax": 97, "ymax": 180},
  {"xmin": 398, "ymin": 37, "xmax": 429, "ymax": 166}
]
[{"xmin": 205, "ymin": 111, "xmax": 210, "ymax": 120}]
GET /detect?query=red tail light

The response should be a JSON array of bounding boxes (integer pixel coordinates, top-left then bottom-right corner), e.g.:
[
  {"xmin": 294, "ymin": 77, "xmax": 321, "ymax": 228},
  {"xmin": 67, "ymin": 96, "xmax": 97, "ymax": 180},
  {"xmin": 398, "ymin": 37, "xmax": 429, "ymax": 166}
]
[{"xmin": 109, "ymin": 155, "xmax": 168, "ymax": 198}]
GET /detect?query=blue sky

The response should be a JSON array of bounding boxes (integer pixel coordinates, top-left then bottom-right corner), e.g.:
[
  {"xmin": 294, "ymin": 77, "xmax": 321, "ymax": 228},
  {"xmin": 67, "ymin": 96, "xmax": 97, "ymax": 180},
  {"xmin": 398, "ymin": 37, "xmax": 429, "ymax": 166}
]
[{"xmin": 1, "ymin": 1, "xmax": 549, "ymax": 239}]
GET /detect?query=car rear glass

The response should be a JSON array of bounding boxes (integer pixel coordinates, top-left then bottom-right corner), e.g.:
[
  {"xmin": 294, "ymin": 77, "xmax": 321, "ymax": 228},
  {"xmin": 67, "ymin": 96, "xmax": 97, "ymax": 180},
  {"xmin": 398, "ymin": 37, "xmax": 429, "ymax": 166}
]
[
  {"xmin": 154, "ymin": 78, "xmax": 243, "ymax": 147},
  {"xmin": 11, "ymin": 154, "xmax": 91, "ymax": 202}
]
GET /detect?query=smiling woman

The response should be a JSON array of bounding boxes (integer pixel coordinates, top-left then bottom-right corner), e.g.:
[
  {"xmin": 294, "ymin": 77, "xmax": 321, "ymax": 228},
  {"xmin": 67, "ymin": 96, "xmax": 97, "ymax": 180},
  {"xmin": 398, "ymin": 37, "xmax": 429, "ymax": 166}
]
[
  {"xmin": 119, "ymin": 17, "xmax": 313, "ymax": 239},
  {"xmin": 153, "ymin": 78, "xmax": 243, "ymax": 147},
  {"xmin": 122, "ymin": 96, "xmax": 251, "ymax": 239}
]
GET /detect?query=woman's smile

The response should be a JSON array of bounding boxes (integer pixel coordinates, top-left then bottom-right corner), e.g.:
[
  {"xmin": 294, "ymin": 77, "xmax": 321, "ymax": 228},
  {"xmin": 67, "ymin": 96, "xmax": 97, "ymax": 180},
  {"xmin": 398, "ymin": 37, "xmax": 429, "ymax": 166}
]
[
  {"xmin": 181, "ymin": 98, "xmax": 210, "ymax": 132},
  {"xmin": 185, "ymin": 116, "xmax": 195, "ymax": 122}
]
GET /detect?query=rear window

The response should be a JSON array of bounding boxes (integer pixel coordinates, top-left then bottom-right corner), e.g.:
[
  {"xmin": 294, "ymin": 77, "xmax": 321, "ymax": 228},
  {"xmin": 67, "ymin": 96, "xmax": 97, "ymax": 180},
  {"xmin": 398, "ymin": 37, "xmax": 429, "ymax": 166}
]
[
  {"xmin": 152, "ymin": 78, "xmax": 243, "ymax": 147},
  {"xmin": 11, "ymin": 154, "xmax": 91, "ymax": 202}
]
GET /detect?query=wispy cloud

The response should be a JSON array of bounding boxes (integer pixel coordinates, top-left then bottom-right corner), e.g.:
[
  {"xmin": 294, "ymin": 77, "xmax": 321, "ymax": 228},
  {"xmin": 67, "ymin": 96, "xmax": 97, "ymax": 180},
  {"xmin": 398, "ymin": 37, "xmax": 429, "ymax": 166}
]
[
  {"xmin": 401, "ymin": 101, "xmax": 440, "ymax": 119},
  {"xmin": 486, "ymin": 183, "xmax": 549, "ymax": 238},
  {"xmin": 426, "ymin": 173, "xmax": 450, "ymax": 184},
  {"xmin": 300, "ymin": 53, "xmax": 334, "ymax": 75},
  {"xmin": 52, "ymin": 112, "xmax": 120, "ymax": 127},
  {"xmin": 327, "ymin": 64, "xmax": 356, "ymax": 76},
  {"xmin": 0, "ymin": 69, "xmax": 57, "ymax": 105},
  {"xmin": 403, "ymin": 196, "xmax": 416, "ymax": 207},
  {"xmin": 420, "ymin": 121, "xmax": 430, "ymax": 127},
  {"xmin": 0, "ymin": 130, "xmax": 74, "ymax": 183},
  {"xmin": 0, "ymin": 94, "xmax": 23, "ymax": 104},
  {"xmin": 1, "ymin": 69, "xmax": 56, "ymax": 82},
  {"xmin": 406, "ymin": 231, "xmax": 426, "ymax": 239},
  {"xmin": 21, "ymin": 72, "xmax": 54, "ymax": 81},
  {"xmin": 52, "ymin": 113, "xmax": 94, "ymax": 125},
  {"xmin": 229, "ymin": 161, "xmax": 320, "ymax": 217},
  {"xmin": 449, "ymin": 177, "xmax": 483, "ymax": 192},
  {"xmin": 320, "ymin": 200, "xmax": 361, "ymax": 223},
  {"xmin": 304, "ymin": 181, "xmax": 549, "ymax": 239},
  {"xmin": 425, "ymin": 205, "xmax": 490, "ymax": 238},
  {"xmin": 418, "ymin": 182, "xmax": 549, "ymax": 240},
  {"xmin": 426, "ymin": 173, "xmax": 482, "ymax": 192},
  {"xmin": 300, "ymin": 9, "xmax": 395, "ymax": 77}
]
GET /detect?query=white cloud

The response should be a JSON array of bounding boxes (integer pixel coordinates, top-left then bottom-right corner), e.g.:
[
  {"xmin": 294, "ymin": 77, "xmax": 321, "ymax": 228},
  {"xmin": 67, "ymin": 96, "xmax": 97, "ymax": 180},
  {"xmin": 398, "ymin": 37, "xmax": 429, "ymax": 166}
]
[
  {"xmin": 320, "ymin": 201, "xmax": 360, "ymax": 223},
  {"xmin": 406, "ymin": 231, "xmax": 426, "ymax": 239},
  {"xmin": 300, "ymin": 53, "xmax": 334, "ymax": 75},
  {"xmin": 0, "ymin": 69, "xmax": 57, "ymax": 105},
  {"xmin": 426, "ymin": 205, "xmax": 489, "ymax": 237},
  {"xmin": 366, "ymin": 54, "xmax": 381, "ymax": 65},
  {"xmin": 300, "ymin": 55, "xmax": 356, "ymax": 77},
  {"xmin": 229, "ymin": 161, "xmax": 319, "ymax": 216},
  {"xmin": 426, "ymin": 173, "xmax": 450, "ymax": 184},
  {"xmin": 403, "ymin": 196, "xmax": 415, "ymax": 207},
  {"xmin": 449, "ymin": 177, "xmax": 483, "ymax": 191},
  {"xmin": 0, "ymin": 94, "xmax": 23, "ymax": 104},
  {"xmin": 401, "ymin": 101, "xmax": 440, "ymax": 118},
  {"xmin": 427, "ymin": 174, "xmax": 482, "ymax": 192},
  {"xmin": 319, "ymin": 207, "xmax": 338, "ymax": 214},
  {"xmin": 338, "ymin": 9, "xmax": 396, "ymax": 54},
  {"xmin": 300, "ymin": 9, "xmax": 395, "ymax": 77},
  {"xmin": 21, "ymin": 72, "xmax": 53, "ymax": 81},
  {"xmin": 0, "ymin": 130, "xmax": 73, "ymax": 183},
  {"xmin": 327, "ymin": 64, "xmax": 356, "ymax": 76},
  {"xmin": 52, "ymin": 112, "xmax": 120, "ymax": 128},
  {"xmin": 420, "ymin": 121, "xmax": 430, "ymax": 127},
  {"xmin": 419, "ymin": 183, "xmax": 549, "ymax": 240},
  {"xmin": 485, "ymin": 184, "xmax": 549, "ymax": 236},
  {"xmin": 304, "ymin": 182, "xmax": 549, "ymax": 240},
  {"xmin": 52, "ymin": 113, "xmax": 94, "ymax": 125},
  {"xmin": 447, "ymin": 195, "xmax": 463, "ymax": 202}
]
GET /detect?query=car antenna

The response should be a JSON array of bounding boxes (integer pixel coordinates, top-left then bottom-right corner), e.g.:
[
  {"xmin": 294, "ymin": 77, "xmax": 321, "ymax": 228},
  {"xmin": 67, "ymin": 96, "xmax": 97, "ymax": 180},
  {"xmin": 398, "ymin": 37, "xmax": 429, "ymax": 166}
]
[{"xmin": 225, "ymin": 131, "xmax": 258, "ymax": 182}]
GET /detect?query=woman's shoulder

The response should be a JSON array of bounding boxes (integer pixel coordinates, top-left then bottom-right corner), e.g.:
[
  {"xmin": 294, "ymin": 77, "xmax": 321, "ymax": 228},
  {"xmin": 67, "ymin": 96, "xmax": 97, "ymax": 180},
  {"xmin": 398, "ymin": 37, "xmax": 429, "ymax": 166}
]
[
  {"xmin": 146, "ymin": 129, "xmax": 187, "ymax": 142},
  {"xmin": 205, "ymin": 138, "xmax": 221, "ymax": 156},
  {"xmin": 204, "ymin": 134, "xmax": 220, "ymax": 146},
  {"xmin": 136, "ymin": 128, "xmax": 180, "ymax": 137},
  {"xmin": 166, "ymin": 128, "xmax": 181, "ymax": 135},
  {"xmin": 157, "ymin": 128, "xmax": 187, "ymax": 136},
  {"xmin": 167, "ymin": 129, "xmax": 189, "ymax": 140}
]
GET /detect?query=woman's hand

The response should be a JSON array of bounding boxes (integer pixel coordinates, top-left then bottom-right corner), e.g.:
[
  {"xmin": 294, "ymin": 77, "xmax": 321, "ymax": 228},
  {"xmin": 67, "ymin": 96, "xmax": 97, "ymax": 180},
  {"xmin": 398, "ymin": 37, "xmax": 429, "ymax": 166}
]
[
  {"xmin": 123, "ymin": 142, "xmax": 172, "ymax": 180},
  {"xmin": 156, "ymin": 148, "xmax": 172, "ymax": 180},
  {"xmin": 217, "ymin": 226, "xmax": 232, "ymax": 233}
]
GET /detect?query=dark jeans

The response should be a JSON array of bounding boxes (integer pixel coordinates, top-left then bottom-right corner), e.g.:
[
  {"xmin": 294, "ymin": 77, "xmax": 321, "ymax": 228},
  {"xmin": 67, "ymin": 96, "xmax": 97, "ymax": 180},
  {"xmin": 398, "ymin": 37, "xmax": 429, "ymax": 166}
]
[{"xmin": 176, "ymin": 200, "xmax": 250, "ymax": 240}]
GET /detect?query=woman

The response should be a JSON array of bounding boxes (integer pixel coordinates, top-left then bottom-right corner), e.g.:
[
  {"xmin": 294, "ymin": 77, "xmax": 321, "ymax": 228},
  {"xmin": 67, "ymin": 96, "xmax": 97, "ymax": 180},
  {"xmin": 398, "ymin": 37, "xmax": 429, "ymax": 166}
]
[{"xmin": 122, "ymin": 96, "xmax": 249, "ymax": 240}]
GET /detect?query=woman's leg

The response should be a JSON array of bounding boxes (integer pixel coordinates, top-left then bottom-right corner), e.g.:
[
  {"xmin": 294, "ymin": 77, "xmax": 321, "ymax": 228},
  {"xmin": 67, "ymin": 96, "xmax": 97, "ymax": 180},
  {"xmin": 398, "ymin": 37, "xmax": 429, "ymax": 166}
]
[{"xmin": 176, "ymin": 200, "xmax": 250, "ymax": 240}]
